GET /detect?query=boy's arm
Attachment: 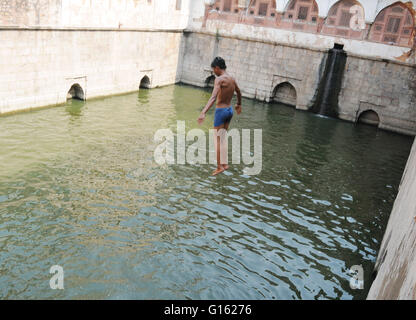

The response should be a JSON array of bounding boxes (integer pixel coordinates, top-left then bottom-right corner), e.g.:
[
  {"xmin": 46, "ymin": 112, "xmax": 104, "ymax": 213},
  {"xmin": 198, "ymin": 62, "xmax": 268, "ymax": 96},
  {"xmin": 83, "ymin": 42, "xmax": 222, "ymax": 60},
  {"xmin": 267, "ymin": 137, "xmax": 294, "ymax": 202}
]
[
  {"xmin": 202, "ymin": 77, "xmax": 221, "ymax": 114},
  {"xmin": 235, "ymin": 80, "xmax": 242, "ymax": 115},
  {"xmin": 198, "ymin": 77, "xmax": 221, "ymax": 124}
]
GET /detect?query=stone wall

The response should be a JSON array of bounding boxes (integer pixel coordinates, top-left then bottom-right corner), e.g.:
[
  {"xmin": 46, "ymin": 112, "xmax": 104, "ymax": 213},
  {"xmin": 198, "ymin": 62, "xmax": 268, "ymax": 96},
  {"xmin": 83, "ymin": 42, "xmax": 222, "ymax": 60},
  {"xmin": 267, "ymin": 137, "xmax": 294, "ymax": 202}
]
[
  {"xmin": 1, "ymin": 0, "xmax": 415, "ymax": 135},
  {"xmin": 0, "ymin": 29, "xmax": 183, "ymax": 114},
  {"xmin": 0, "ymin": 0, "xmax": 190, "ymax": 115},
  {"xmin": 179, "ymin": 31, "xmax": 416, "ymax": 135},
  {"xmin": 180, "ymin": 31, "xmax": 326, "ymax": 110},
  {"xmin": 339, "ymin": 56, "xmax": 416, "ymax": 135},
  {"xmin": 184, "ymin": 0, "xmax": 416, "ymax": 135},
  {"xmin": 367, "ymin": 138, "xmax": 416, "ymax": 300},
  {"xmin": 0, "ymin": 0, "xmax": 191, "ymax": 29}
]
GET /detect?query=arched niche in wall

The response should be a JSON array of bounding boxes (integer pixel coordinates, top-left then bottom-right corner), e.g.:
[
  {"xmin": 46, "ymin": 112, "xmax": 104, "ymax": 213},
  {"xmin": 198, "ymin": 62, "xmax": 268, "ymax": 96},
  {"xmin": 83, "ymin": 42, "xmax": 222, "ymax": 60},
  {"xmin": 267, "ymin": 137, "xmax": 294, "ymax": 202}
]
[
  {"xmin": 368, "ymin": 2, "xmax": 415, "ymax": 48},
  {"xmin": 271, "ymin": 81, "xmax": 297, "ymax": 107},
  {"xmin": 205, "ymin": 75, "xmax": 215, "ymax": 88},
  {"xmin": 140, "ymin": 75, "xmax": 151, "ymax": 89},
  {"xmin": 357, "ymin": 109, "xmax": 380, "ymax": 127},
  {"xmin": 321, "ymin": 0, "xmax": 367, "ymax": 39},
  {"xmin": 280, "ymin": 0, "xmax": 320, "ymax": 33},
  {"xmin": 67, "ymin": 83, "xmax": 85, "ymax": 101}
]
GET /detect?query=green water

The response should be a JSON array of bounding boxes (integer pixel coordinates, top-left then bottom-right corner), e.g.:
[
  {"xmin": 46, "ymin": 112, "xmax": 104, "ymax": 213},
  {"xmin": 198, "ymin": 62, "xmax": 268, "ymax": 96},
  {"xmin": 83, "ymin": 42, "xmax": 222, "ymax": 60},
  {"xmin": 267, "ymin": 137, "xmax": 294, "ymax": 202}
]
[{"xmin": 0, "ymin": 84, "xmax": 413, "ymax": 299}]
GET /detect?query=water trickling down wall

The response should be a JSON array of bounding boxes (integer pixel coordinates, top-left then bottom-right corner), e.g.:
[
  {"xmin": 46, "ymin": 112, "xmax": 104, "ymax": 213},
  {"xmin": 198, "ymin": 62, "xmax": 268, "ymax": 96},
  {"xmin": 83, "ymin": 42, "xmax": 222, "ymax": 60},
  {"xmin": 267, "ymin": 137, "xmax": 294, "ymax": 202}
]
[{"xmin": 311, "ymin": 44, "xmax": 347, "ymax": 118}]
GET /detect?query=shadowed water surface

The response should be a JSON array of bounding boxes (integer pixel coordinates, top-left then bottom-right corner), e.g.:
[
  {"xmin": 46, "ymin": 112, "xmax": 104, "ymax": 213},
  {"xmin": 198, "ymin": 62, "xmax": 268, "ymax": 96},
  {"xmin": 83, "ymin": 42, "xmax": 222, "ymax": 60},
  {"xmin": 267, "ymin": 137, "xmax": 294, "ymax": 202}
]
[{"xmin": 0, "ymin": 84, "xmax": 413, "ymax": 299}]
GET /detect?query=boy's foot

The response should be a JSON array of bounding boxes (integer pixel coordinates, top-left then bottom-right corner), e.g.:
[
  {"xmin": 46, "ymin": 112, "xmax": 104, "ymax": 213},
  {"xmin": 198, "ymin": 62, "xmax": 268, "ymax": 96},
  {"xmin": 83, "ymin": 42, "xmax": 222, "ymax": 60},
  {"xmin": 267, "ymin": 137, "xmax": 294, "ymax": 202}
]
[
  {"xmin": 212, "ymin": 167, "xmax": 225, "ymax": 176},
  {"xmin": 222, "ymin": 164, "xmax": 229, "ymax": 170}
]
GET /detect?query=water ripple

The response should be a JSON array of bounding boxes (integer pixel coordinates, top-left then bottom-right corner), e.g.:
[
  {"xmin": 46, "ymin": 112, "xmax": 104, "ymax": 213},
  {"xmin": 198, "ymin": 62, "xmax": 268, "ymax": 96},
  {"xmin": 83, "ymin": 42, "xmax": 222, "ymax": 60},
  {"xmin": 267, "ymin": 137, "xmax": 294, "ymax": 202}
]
[{"xmin": 0, "ymin": 85, "xmax": 413, "ymax": 299}]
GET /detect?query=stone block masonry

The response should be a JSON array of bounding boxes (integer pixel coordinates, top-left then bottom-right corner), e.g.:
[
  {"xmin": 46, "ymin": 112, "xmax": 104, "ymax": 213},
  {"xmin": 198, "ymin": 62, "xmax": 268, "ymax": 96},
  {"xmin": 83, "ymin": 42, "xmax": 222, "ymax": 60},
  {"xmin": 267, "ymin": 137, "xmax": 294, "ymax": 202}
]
[
  {"xmin": 179, "ymin": 31, "xmax": 416, "ymax": 136},
  {"xmin": 339, "ymin": 56, "xmax": 416, "ymax": 136},
  {"xmin": 1, "ymin": 0, "xmax": 415, "ymax": 136},
  {"xmin": 0, "ymin": 0, "xmax": 190, "ymax": 115},
  {"xmin": 2, "ymin": 27, "xmax": 415, "ymax": 136},
  {"xmin": 180, "ymin": 31, "xmax": 326, "ymax": 110},
  {"xmin": 0, "ymin": 28, "xmax": 183, "ymax": 115}
]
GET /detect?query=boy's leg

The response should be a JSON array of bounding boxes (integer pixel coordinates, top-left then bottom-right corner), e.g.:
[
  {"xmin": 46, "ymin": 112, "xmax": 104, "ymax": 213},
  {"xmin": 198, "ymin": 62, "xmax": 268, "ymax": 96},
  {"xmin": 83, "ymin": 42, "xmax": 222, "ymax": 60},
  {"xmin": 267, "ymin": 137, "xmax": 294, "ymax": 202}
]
[
  {"xmin": 212, "ymin": 124, "xmax": 226, "ymax": 176},
  {"xmin": 221, "ymin": 121, "xmax": 231, "ymax": 170}
]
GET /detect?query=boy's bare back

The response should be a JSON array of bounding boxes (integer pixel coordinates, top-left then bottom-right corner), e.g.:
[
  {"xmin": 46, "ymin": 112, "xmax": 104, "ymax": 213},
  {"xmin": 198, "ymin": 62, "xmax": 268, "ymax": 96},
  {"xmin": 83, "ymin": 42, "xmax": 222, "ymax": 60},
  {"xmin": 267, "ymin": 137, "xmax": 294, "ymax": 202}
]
[{"xmin": 215, "ymin": 74, "xmax": 236, "ymax": 108}]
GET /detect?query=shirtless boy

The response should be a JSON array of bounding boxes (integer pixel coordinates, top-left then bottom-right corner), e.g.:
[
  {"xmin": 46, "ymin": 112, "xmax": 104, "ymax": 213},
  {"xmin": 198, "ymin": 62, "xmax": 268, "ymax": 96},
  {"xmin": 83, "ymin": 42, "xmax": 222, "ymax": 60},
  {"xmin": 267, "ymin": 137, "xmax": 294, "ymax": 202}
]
[{"xmin": 197, "ymin": 57, "xmax": 242, "ymax": 176}]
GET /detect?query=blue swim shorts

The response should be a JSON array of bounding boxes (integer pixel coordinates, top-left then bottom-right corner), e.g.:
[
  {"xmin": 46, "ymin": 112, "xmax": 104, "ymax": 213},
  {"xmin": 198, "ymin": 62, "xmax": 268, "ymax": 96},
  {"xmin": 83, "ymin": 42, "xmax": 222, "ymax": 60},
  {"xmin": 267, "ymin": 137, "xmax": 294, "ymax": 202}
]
[{"xmin": 214, "ymin": 106, "xmax": 234, "ymax": 127}]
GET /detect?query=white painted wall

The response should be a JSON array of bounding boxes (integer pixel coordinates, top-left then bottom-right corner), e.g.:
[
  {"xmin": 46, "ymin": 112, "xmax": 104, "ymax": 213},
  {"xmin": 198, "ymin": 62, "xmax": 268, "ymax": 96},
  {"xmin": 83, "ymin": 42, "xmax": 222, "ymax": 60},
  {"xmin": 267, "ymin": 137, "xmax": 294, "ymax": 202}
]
[
  {"xmin": 60, "ymin": 0, "xmax": 191, "ymax": 29},
  {"xmin": 2, "ymin": 0, "xmax": 415, "ymax": 33},
  {"xmin": 0, "ymin": 0, "xmax": 193, "ymax": 29},
  {"xmin": 1, "ymin": 0, "xmax": 415, "ymax": 116},
  {"xmin": 0, "ymin": 28, "xmax": 184, "ymax": 115}
]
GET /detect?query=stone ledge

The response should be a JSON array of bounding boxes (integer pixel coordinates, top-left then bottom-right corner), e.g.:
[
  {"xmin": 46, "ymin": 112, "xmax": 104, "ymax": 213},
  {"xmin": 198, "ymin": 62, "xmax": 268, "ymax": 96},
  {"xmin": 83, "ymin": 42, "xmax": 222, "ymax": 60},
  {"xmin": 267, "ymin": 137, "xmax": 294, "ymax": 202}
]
[{"xmin": 0, "ymin": 26, "xmax": 185, "ymax": 33}]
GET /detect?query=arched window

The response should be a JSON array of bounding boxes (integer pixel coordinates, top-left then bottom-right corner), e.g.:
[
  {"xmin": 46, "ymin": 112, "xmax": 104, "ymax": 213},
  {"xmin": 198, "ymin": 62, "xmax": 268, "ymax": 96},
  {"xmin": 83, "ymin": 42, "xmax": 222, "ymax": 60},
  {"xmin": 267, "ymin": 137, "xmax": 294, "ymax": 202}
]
[
  {"xmin": 205, "ymin": 0, "xmax": 277, "ymax": 26},
  {"xmin": 369, "ymin": 2, "xmax": 414, "ymax": 47},
  {"xmin": 281, "ymin": 0, "xmax": 319, "ymax": 32},
  {"xmin": 321, "ymin": 0, "xmax": 366, "ymax": 39},
  {"xmin": 210, "ymin": 0, "xmax": 239, "ymax": 14},
  {"xmin": 247, "ymin": 0, "xmax": 276, "ymax": 17},
  {"xmin": 206, "ymin": 0, "xmax": 240, "ymax": 24},
  {"xmin": 222, "ymin": 0, "xmax": 233, "ymax": 12}
]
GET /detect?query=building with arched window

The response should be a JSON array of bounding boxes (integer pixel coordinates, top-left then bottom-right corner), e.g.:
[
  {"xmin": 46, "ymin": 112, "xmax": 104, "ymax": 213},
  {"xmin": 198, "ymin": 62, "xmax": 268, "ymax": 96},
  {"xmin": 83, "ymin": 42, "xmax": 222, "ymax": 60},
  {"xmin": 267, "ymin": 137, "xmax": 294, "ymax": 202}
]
[
  {"xmin": 202, "ymin": 0, "xmax": 415, "ymax": 48},
  {"xmin": 369, "ymin": 2, "xmax": 414, "ymax": 47},
  {"xmin": 2, "ymin": 0, "xmax": 416, "ymax": 136},
  {"xmin": 280, "ymin": 0, "xmax": 320, "ymax": 32},
  {"xmin": 321, "ymin": 0, "xmax": 367, "ymax": 40},
  {"xmin": 206, "ymin": 0, "xmax": 277, "ymax": 27}
]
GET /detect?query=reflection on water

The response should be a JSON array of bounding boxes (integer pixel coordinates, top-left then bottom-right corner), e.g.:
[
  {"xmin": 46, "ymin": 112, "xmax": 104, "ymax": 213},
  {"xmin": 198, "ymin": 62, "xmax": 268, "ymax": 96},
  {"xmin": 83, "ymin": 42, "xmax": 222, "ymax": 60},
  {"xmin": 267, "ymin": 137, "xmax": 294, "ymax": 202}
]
[{"xmin": 0, "ymin": 84, "xmax": 413, "ymax": 299}]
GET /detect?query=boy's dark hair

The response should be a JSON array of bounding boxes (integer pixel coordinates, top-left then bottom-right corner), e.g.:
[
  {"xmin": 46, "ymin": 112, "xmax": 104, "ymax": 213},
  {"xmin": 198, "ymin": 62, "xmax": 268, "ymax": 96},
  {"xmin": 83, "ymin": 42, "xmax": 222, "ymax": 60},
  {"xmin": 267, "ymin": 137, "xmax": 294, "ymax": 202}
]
[{"xmin": 211, "ymin": 57, "xmax": 227, "ymax": 70}]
